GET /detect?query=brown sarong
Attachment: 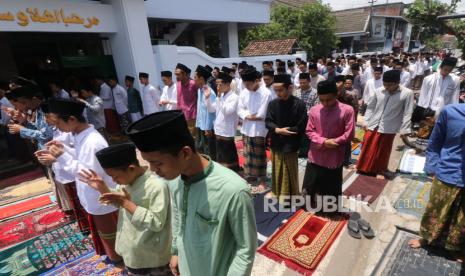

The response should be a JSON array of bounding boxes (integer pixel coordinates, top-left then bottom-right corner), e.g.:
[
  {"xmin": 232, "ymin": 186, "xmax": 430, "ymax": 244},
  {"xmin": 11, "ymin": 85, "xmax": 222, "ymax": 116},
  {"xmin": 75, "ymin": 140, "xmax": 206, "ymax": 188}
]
[
  {"xmin": 356, "ymin": 129, "xmax": 395, "ymax": 175},
  {"xmin": 88, "ymin": 211, "xmax": 121, "ymax": 262}
]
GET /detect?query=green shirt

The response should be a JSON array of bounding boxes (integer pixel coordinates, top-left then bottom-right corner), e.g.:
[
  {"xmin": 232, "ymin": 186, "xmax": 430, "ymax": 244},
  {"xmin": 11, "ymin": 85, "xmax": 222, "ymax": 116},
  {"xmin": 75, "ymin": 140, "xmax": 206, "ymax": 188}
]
[
  {"xmin": 127, "ymin": 87, "xmax": 143, "ymax": 113},
  {"xmin": 169, "ymin": 156, "xmax": 257, "ymax": 276},
  {"xmin": 114, "ymin": 170, "xmax": 171, "ymax": 269}
]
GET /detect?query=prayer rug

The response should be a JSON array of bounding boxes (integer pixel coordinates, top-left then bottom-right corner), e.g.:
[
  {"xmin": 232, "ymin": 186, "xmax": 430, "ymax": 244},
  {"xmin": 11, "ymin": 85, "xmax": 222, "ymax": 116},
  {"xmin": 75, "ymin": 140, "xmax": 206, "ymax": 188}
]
[
  {"xmin": 343, "ymin": 175, "xmax": 388, "ymax": 204},
  {"xmin": 0, "ymin": 169, "xmax": 44, "ymax": 190},
  {"xmin": 253, "ymin": 192, "xmax": 295, "ymax": 245},
  {"xmin": 258, "ymin": 209, "xmax": 347, "ymax": 275},
  {"xmin": 0, "ymin": 194, "xmax": 54, "ymax": 221},
  {"xmin": 0, "ymin": 206, "xmax": 71, "ymax": 249},
  {"xmin": 371, "ymin": 227, "xmax": 463, "ymax": 276},
  {"xmin": 40, "ymin": 251, "xmax": 127, "ymax": 276},
  {"xmin": 398, "ymin": 149, "xmax": 426, "ymax": 175},
  {"xmin": 394, "ymin": 176, "xmax": 432, "ymax": 220},
  {"xmin": 0, "ymin": 223, "xmax": 94, "ymax": 276},
  {"xmin": 354, "ymin": 127, "xmax": 365, "ymax": 142},
  {"xmin": 0, "ymin": 177, "xmax": 51, "ymax": 207}
]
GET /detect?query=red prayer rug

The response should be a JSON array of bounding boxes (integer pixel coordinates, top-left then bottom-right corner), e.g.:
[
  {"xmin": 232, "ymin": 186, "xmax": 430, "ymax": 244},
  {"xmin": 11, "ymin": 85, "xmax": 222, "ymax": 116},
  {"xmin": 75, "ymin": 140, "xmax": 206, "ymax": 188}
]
[
  {"xmin": 0, "ymin": 168, "xmax": 44, "ymax": 190},
  {"xmin": 0, "ymin": 206, "xmax": 71, "ymax": 249},
  {"xmin": 343, "ymin": 175, "xmax": 389, "ymax": 204},
  {"xmin": 258, "ymin": 209, "xmax": 347, "ymax": 275},
  {"xmin": 0, "ymin": 194, "xmax": 54, "ymax": 220}
]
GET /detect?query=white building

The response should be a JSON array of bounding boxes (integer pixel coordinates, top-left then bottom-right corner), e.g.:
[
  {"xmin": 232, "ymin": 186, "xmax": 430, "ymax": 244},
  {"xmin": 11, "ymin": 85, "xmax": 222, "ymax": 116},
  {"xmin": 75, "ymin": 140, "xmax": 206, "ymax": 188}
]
[{"xmin": 0, "ymin": 0, "xmax": 275, "ymax": 89}]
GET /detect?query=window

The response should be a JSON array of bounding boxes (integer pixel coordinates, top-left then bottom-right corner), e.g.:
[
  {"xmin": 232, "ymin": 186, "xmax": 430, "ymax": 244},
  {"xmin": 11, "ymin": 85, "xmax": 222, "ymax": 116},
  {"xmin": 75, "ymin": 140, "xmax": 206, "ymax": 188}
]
[{"xmin": 375, "ymin": 23, "xmax": 382, "ymax": 35}]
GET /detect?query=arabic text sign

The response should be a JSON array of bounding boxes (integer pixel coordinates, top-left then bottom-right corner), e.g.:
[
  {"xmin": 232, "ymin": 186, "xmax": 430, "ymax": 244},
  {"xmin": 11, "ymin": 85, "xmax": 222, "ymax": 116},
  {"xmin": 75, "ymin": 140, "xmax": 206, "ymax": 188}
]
[{"xmin": 0, "ymin": 1, "xmax": 116, "ymax": 33}]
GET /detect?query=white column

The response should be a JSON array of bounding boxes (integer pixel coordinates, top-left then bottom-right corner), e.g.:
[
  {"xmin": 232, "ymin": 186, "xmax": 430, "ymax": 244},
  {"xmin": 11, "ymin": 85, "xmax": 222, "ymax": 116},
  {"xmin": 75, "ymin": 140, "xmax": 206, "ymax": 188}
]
[
  {"xmin": 102, "ymin": 0, "xmax": 160, "ymax": 89},
  {"xmin": 227, "ymin": 22, "xmax": 239, "ymax": 57}
]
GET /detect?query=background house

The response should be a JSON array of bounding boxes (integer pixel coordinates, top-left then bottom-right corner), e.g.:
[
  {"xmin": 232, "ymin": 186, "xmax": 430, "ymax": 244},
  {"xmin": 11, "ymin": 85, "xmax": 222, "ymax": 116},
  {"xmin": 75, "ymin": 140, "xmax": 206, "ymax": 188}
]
[{"xmin": 334, "ymin": 2, "xmax": 413, "ymax": 54}]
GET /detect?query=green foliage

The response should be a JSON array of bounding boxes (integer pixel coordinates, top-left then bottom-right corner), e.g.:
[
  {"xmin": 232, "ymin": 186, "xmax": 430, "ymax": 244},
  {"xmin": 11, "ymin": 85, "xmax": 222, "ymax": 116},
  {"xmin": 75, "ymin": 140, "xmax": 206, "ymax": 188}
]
[
  {"xmin": 424, "ymin": 36, "xmax": 444, "ymax": 51},
  {"xmin": 239, "ymin": 3, "xmax": 338, "ymax": 58},
  {"xmin": 406, "ymin": 0, "xmax": 451, "ymax": 41}
]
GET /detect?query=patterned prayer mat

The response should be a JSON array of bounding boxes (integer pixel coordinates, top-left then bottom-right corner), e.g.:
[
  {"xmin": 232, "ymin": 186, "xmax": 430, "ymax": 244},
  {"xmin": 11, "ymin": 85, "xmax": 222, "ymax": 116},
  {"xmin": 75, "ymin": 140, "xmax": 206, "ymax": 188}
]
[
  {"xmin": 343, "ymin": 175, "xmax": 389, "ymax": 204},
  {"xmin": 0, "ymin": 223, "xmax": 93, "ymax": 276},
  {"xmin": 394, "ymin": 176, "xmax": 432, "ymax": 220},
  {"xmin": 371, "ymin": 227, "xmax": 464, "ymax": 276},
  {"xmin": 398, "ymin": 149, "xmax": 426, "ymax": 175},
  {"xmin": 0, "ymin": 177, "xmax": 51, "ymax": 207},
  {"xmin": 40, "ymin": 251, "xmax": 127, "ymax": 276},
  {"xmin": 258, "ymin": 209, "xmax": 347, "ymax": 275},
  {"xmin": 0, "ymin": 206, "xmax": 71, "ymax": 250},
  {"xmin": 0, "ymin": 169, "xmax": 44, "ymax": 190},
  {"xmin": 0, "ymin": 194, "xmax": 55, "ymax": 221}
]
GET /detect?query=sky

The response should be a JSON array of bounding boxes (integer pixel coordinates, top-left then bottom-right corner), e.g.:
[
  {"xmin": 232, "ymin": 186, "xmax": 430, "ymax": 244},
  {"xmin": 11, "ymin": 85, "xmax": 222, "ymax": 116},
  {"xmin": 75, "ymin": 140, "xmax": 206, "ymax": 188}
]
[{"xmin": 322, "ymin": 0, "xmax": 465, "ymax": 12}]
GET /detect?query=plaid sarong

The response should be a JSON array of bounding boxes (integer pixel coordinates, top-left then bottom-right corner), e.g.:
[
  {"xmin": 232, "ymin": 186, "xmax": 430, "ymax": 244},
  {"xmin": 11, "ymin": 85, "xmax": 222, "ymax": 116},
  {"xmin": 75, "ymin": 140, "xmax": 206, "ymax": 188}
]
[
  {"xmin": 271, "ymin": 151, "xmax": 299, "ymax": 198},
  {"xmin": 243, "ymin": 135, "xmax": 267, "ymax": 180}
]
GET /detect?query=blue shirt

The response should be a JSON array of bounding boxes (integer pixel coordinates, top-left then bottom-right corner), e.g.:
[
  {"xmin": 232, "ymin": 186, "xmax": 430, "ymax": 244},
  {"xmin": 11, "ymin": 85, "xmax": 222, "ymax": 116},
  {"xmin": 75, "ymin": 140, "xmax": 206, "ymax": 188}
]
[
  {"xmin": 19, "ymin": 109, "xmax": 53, "ymax": 149},
  {"xmin": 195, "ymin": 87, "xmax": 216, "ymax": 131},
  {"xmin": 424, "ymin": 104, "xmax": 465, "ymax": 187}
]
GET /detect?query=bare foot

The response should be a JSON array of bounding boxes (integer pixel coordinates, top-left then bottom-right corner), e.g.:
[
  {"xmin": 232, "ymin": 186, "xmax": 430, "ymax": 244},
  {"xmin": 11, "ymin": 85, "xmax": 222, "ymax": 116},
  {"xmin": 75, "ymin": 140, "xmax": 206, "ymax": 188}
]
[
  {"xmin": 408, "ymin": 238, "xmax": 424, "ymax": 249},
  {"xmin": 376, "ymin": 174, "xmax": 386, "ymax": 180}
]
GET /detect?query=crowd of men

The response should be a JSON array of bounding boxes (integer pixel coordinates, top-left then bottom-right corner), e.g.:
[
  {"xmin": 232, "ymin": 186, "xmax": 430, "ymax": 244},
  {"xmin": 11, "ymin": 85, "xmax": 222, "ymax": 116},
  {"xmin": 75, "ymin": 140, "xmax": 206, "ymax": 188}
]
[{"xmin": 0, "ymin": 50, "xmax": 464, "ymax": 275}]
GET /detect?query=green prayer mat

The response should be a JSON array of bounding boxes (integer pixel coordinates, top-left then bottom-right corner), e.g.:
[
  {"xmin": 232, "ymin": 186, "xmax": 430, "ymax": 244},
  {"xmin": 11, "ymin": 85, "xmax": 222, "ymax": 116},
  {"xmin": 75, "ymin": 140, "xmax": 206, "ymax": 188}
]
[{"xmin": 0, "ymin": 223, "xmax": 93, "ymax": 276}]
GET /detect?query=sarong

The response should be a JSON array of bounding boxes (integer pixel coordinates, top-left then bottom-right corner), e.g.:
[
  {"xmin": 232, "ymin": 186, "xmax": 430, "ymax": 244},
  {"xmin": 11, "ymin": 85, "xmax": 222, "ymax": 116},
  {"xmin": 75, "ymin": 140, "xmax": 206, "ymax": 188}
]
[
  {"xmin": 356, "ymin": 129, "xmax": 395, "ymax": 175},
  {"xmin": 302, "ymin": 162, "xmax": 343, "ymax": 206},
  {"xmin": 419, "ymin": 178, "xmax": 465, "ymax": 251},
  {"xmin": 104, "ymin": 109, "xmax": 121, "ymax": 134},
  {"xmin": 243, "ymin": 135, "xmax": 267, "ymax": 181},
  {"xmin": 63, "ymin": 182, "xmax": 90, "ymax": 233},
  {"xmin": 118, "ymin": 111, "xmax": 132, "ymax": 132},
  {"xmin": 88, "ymin": 211, "xmax": 121, "ymax": 261},
  {"xmin": 216, "ymin": 135, "xmax": 239, "ymax": 171},
  {"xmin": 196, "ymin": 129, "xmax": 217, "ymax": 161},
  {"xmin": 271, "ymin": 151, "xmax": 299, "ymax": 198},
  {"xmin": 186, "ymin": 119, "xmax": 197, "ymax": 139}
]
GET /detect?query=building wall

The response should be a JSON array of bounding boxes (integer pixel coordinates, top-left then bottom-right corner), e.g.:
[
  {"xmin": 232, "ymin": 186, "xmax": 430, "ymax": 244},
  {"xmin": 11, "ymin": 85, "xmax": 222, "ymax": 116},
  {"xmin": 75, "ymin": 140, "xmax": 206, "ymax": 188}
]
[
  {"xmin": 153, "ymin": 45, "xmax": 305, "ymax": 82},
  {"xmin": 144, "ymin": 0, "xmax": 271, "ymax": 23}
]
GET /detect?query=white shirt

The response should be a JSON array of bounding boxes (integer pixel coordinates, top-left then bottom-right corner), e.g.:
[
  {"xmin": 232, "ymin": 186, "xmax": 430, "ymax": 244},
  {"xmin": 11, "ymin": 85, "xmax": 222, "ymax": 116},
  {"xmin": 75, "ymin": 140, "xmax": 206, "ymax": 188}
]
[
  {"xmin": 267, "ymin": 85, "xmax": 277, "ymax": 100},
  {"xmin": 365, "ymin": 85, "xmax": 414, "ymax": 134},
  {"xmin": 141, "ymin": 84, "xmax": 162, "ymax": 115},
  {"xmin": 160, "ymin": 83, "xmax": 178, "ymax": 111},
  {"xmin": 57, "ymin": 125, "xmax": 118, "ymax": 215},
  {"xmin": 237, "ymin": 85, "xmax": 272, "ymax": 137},
  {"xmin": 361, "ymin": 67, "xmax": 375, "ymax": 87},
  {"xmin": 205, "ymin": 91, "xmax": 239, "ymax": 137},
  {"xmin": 57, "ymin": 89, "xmax": 70, "ymax": 99},
  {"xmin": 100, "ymin": 83, "xmax": 115, "ymax": 110},
  {"xmin": 85, "ymin": 95, "xmax": 106, "ymax": 130},
  {"xmin": 363, "ymin": 78, "xmax": 383, "ymax": 103},
  {"xmin": 310, "ymin": 74, "xmax": 326, "ymax": 89},
  {"xmin": 417, "ymin": 72, "xmax": 460, "ymax": 114},
  {"xmin": 293, "ymin": 71, "xmax": 309, "ymax": 88},
  {"xmin": 414, "ymin": 60, "xmax": 426, "ymax": 76},
  {"xmin": 400, "ymin": 70, "xmax": 411, "ymax": 88},
  {"xmin": 0, "ymin": 97, "xmax": 13, "ymax": 125},
  {"xmin": 112, "ymin": 84, "xmax": 128, "ymax": 115},
  {"xmin": 51, "ymin": 129, "xmax": 75, "ymax": 184}
]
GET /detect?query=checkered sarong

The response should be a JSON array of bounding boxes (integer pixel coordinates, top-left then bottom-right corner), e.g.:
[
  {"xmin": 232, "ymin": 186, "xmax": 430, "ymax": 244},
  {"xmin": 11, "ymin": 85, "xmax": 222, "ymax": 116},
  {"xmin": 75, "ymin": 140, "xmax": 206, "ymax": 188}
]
[{"xmin": 243, "ymin": 135, "xmax": 267, "ymax": 180}]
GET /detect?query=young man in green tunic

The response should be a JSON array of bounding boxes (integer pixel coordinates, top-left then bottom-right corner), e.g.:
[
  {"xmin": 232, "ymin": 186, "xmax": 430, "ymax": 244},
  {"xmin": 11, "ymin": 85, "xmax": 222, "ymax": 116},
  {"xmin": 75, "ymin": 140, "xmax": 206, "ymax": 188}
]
[{"xmin": 125, "ymin": 110, "xmax": 257, "ymax": 276}]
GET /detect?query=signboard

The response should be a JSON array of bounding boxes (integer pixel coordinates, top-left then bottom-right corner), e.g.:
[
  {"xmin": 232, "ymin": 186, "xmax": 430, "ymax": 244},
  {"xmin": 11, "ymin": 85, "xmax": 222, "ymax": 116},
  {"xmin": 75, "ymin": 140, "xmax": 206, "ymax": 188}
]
[{"xmin": 0, "ymin": 0, "xmax": 116, "ymax": 33}]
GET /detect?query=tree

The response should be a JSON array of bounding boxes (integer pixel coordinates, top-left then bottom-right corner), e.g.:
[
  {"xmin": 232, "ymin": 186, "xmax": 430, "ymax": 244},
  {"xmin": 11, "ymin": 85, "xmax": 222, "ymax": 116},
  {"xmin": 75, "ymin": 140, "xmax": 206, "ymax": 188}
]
[{"xmin": 239, "ymin": 3, "xmax": 338, "ymax": 58}]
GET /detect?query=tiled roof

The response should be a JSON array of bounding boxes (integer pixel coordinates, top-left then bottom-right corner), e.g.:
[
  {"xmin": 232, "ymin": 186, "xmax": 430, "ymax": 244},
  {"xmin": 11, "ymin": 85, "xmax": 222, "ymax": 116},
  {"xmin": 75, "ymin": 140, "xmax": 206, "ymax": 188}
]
[
  {"xmin": 333, "ymin": 8, "xmax": 371, "ymax": 35},
  {"xmin": 272, "ymin": 0, "xmax": 317, "ymax": 8},
  {"xmin": 241, "ymin": 38, "xmax": 298, "ymax": 57}
]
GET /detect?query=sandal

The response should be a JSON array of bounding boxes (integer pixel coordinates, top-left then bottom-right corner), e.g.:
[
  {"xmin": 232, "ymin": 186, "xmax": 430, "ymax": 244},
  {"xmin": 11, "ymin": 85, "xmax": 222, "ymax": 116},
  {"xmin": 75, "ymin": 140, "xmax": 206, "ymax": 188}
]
[
  {"xmin": 358, "ymin": 218, "xmax": 375, "ymax": 239},
  {"xmin": 347, "ymin": 212, "xmax": 362, "ymax": 239}
]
